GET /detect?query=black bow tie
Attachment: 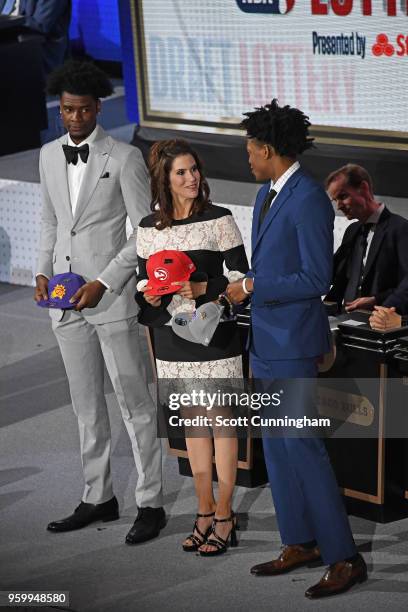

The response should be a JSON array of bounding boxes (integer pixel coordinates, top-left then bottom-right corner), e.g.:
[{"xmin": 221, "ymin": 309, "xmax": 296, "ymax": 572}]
[{"xmin": 62, "ymin": 143, "xmax": 90, "ymax": 165}]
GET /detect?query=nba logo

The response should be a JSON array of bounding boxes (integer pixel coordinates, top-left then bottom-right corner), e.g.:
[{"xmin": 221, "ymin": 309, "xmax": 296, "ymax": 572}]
[{"xmin": 236, "ymin": 0, "xmax": 295, "ymax": 14}]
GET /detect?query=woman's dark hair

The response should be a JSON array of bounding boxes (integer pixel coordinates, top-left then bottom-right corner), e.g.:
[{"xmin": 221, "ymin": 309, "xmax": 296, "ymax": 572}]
[
  {"xmin": 241, "ymin": 99, "xmax": 314, "ymax": 157},
  {"xmin": 47, "ymin": 60, "xmax": 113, "ymax": 100},
  {"xmin": 148, "ymin": 139, "xmax": 211, "ymax": 230}
]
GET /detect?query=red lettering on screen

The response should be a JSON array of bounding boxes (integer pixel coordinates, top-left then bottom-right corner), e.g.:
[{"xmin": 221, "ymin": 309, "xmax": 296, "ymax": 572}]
[
  {"xmin": 332, "ymin": 0, "xmax": 353, "ymax": 16},
  {"xmin": 311, "ymin": 0, "xmax": 328, "ymax": 15}
]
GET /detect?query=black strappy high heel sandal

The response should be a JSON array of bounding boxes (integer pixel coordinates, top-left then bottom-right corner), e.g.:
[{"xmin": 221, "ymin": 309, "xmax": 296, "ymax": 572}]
[
  {"xmin": 182, "ymin": 511, "xmax": 215, "ymax": 552},
  {"xmin": 199, "ymin": 514, "xmax": 238, "ymax": 556}
]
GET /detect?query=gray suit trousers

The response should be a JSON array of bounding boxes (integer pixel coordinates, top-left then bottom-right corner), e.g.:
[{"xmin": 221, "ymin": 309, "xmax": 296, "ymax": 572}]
[{"xmin": 52, "ymin": 312, "xmax": 163, "ymax": 507}]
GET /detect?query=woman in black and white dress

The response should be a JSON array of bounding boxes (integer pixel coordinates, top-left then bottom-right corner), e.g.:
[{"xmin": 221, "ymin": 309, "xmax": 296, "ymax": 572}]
[{"xmin": 136, "ymin": 139, "xmax": 248, "ymax": 555}]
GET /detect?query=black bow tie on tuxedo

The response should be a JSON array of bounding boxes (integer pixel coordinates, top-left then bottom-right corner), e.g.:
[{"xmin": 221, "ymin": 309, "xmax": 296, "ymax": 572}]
[{"xmin": 62, "ymin": 143, "xmax": 90, "ymax": 165}]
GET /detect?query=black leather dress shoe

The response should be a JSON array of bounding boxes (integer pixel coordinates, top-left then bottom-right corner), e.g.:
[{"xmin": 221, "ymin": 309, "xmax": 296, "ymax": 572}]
[
  {"xmin": 125, "ymin": 507, "xmax": 166, "ymax": 544},
  {"xmin": 47, "ymin": 497, "xmax": 119, "ymax": 532}
]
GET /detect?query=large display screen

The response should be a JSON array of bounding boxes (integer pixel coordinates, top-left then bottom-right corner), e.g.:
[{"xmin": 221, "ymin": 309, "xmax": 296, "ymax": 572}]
[{"xmin": 131, "ymin": 0, "xmax": 408, "ymax": 148}]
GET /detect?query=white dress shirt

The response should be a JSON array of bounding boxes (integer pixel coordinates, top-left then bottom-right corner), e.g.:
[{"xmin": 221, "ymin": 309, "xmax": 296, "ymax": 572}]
[
  {"xmin": 66, "ymin": 127, "xmax": 98, "ymax": 217},
  {"xmin": 269, "ymin": 161, "xmax": 300, "ymax": 200},
  {"xmin": 11, "ymin": 0, "xmax": 20, "ymax": 16}
]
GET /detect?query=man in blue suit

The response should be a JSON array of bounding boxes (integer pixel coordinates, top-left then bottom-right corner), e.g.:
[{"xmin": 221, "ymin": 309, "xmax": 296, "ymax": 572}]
[
  {"xmin": 0, "ymin": 0, "xmax": 71, "ymax": 73},
  {"xmin": 227, "ymin": 100, "xmax": 366, "ymax": 599}
]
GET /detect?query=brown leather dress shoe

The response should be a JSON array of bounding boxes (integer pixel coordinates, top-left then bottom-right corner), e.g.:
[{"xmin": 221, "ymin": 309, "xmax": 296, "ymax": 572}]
[
  {"xmin": 305, "ymin": 553, "xmax": 367, "ymax": 599},
  {"xmin": 250, "ymin": 545, "xmax": 321, "ymax": 576}
]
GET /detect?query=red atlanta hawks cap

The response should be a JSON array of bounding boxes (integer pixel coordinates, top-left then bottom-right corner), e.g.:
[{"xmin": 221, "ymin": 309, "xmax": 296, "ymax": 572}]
[{"xmin": 145, "ymin": 250, "xmax": 196, "ymax": 296}]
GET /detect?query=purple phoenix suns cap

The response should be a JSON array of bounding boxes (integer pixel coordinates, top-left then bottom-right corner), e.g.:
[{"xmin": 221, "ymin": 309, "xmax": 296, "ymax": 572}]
[{"xmin": 37, "ymin": 272, "xmax": 86, "ymax": 309}]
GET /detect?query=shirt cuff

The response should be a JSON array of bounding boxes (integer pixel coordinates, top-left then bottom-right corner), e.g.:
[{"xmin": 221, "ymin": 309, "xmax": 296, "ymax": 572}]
[
  {"xmin": 97, "ymin": 277, "xmax": 111, "ymax": 292},
  {"xmin": 227, "ymin": 270, "xmax": 246, "ymax": 283},
  {"xmin": 242, "ymin": 277, "xmax": 253, "ymax": 295},
  {"xmin": 136, "ymin": 279, "xmax": 148, "ymax": 292}
]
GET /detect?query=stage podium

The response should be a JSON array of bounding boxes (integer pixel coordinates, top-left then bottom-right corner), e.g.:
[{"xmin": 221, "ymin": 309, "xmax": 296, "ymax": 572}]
[{"xmin": 318, "ymin": 312, "xmax": 408, "ymax": 522}]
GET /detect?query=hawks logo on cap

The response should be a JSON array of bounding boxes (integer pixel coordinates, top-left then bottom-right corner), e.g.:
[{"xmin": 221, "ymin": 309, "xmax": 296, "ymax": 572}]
[
  {"xmin": 145, "ymin": 250, "xmax": 196, "ymax": 296},
  {"xmin": 153, "ymin": 268, "xmax": 169, "ymax": 281}
]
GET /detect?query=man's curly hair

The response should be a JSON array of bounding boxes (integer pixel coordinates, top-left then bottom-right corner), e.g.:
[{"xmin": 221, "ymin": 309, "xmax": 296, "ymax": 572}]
[
  {"xmin": 47, "ymin": 60, "xmax": 113, "ymax": 100},
  {"xmin": 241, "ymin": 99, "xmax": 314, "ymax": 157}
]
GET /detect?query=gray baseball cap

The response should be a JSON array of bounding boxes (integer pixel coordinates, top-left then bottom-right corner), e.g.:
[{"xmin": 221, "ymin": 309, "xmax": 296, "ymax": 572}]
[{"xmin": 171, "ymin": 302, "xmax": 225, "ymax": 346}]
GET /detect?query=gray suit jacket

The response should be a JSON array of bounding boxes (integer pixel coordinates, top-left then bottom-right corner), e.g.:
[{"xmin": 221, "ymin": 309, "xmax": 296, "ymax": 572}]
[{"xmin": 37, "ymin": 125, "xmax": 151, "ymax": 323}]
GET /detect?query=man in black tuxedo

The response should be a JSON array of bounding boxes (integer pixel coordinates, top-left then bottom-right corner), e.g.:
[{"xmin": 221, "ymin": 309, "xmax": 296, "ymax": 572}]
[
  {"xmin": 325, "ymin": 164, "xmax": 408, "ymax": 312},
  {"xmin": 0, "ymin": 0, "xmax": 71, "ymax": 73}
]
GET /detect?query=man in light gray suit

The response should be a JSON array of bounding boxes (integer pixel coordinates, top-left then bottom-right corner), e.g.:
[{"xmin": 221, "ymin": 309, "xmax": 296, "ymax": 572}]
[{"xmin": 34, "ymin": 60, "xmax": 164, "ymax": 544}]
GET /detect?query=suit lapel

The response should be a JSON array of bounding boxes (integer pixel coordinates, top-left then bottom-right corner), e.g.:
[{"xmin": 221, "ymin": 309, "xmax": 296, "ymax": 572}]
[
  {"xmin": 54, "ymin": 136, "xmax": 73, "ymax": 221},
  {"xmin": 362, "ymin": 209, "xmax": 390, "ymax": 279},
  {"xmin": 251, "ymin": 183, "xmax": 269, "ymax": 252},
  {"xmin": 335, "ymin": 221, "xmax": 361, "ymax": 272},
  {"xmin": 343, "ymin": 221, "xmax": 362, "ymax": 246},
  {"xmin": 72, "ymin": 127, "xmax": 112, "ymax": 226},
  {"xmin": 252, "ymin": 169, "xmax": 302, "ymax": 258}
]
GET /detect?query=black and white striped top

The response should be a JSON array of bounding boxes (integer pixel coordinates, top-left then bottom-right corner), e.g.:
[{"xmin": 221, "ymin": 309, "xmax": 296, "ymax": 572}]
[{"xmin": 136, "ymin": 204, "xmax": 249, "ymax": 327}]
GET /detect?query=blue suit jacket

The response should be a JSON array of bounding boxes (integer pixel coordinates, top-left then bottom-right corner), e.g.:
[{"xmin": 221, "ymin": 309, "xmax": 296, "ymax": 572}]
[
  {"xmin": 249, "ymin": 168, "xmax": 333, "ymax": 361},
  {"xmin": 15, "ymin": 0, "xmax": 71, "ymax": 73}
]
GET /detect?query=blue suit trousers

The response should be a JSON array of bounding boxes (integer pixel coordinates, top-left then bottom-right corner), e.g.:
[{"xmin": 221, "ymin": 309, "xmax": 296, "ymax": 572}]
[{"xmin": 250, "ymin": 353, "xmax": 357, "ymax": 565}]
